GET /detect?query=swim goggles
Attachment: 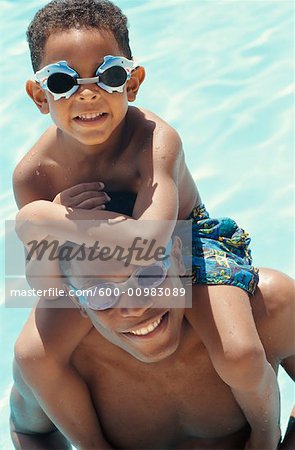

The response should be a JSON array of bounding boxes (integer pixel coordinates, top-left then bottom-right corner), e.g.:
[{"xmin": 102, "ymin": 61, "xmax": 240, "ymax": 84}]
[
  {"xmin": 69, "ymin": 254, "xmax": 171, "ymax": 311},
  {"xmin": 34, "ymin": 55, "xmax": 135, "ymax": 100}
]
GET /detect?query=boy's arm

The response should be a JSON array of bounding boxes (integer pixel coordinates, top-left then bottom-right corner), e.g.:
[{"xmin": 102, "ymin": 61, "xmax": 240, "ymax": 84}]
[
  {"xmin": 13, "ymin": 168, "xmax": 108, "ymax": 296},
  {"xmin": 13, "ymin": 302, "xmax": 112, "ymax": 450},
  {"xmin": 12, "ymin": 167, "xmax": 113, "ymax": 448},
  {"xmin": 16, "ymin": 127, "xmax": 183, "ymax": 254},
  {"xmin": 13, "ymin": 164, "xmax": 64, "ymax": 296},
  {"xmin": 23, "ymin": 183, "xmax": 110, "ymax": 295}
]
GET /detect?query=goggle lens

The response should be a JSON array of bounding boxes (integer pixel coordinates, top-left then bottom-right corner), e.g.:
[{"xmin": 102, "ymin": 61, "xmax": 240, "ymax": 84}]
[
  {"xmin": 86, "ymin": 283, "xmax": 118, "ymax": 310},
  {"xmin": 136, "ymin": 265, "xmax": 165, "ymax": 288},
  {"xmin": 47, "ymin": 72, "xmax": 76, "ymax": 94},
  {"xmin": 74, "ymin": 264, "xmax": 167, "ymax": 310},
  {"xmin": 99, "ymin": 66, "xmax": 128, "ymax": 87}
]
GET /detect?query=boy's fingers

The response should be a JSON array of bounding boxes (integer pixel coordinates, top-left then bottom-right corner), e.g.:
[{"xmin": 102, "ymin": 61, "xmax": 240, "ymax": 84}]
[
  {"xmin": 75, "ymin": 197, "xmax": 110, "ymax": 209},
  {"xmin": 76, "ymin": 197, "xmax": 110, "ymax": 209},
  {"xmin": 73, "ymin": 191, "xmax": 110, "ymax": 206},
  {"xmin": 93, "ymin": 205, "xmax": 106, "ymax": 210},
  {"xmin": 66, "ymin": 182, "xmax": 105, "ymax": 196}
]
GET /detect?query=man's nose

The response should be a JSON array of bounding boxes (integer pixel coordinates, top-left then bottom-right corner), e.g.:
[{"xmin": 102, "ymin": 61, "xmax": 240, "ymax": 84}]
[{"xmin": 118, "ymin": 294, "xmax": 154, "ymax": 317}]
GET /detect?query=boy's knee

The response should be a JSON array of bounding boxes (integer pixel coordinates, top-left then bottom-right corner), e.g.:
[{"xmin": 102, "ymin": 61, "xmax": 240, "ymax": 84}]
[
  {"xmin": 258, "ymin": 268, "xmax": 295, "ymax": 315},
  {"xmin": 214, "ymin": 342, "xmax": 267, "ymax": 389}
]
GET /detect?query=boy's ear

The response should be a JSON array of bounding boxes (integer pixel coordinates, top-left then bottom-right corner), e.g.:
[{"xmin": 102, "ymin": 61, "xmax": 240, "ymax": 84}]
[
  {"xmin": 26, "ymin": 80, "xmax": 50, "ymax": 114},
  {"xmin": 127, "ymin": 66, "xmax": 145, "ymax": 102}
]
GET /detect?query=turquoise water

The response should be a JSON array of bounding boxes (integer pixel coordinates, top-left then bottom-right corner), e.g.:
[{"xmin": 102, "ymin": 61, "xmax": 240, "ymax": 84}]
[{"xmin": 0, "ymin": 0, "xmax": 294, "ymax": 448}]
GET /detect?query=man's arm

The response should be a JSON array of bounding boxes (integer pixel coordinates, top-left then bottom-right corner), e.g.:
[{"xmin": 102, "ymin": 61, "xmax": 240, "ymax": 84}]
[
  {"xmin": 12, "ymin": 303, "xmax": 112, "ymax": 450},
  {"xmin": 279, "ymin": 356, "xmax": 295, "ymax": 449},
  {"xmin": 10, "ymin": 359, "xmax": 71, "ymax": 450}
]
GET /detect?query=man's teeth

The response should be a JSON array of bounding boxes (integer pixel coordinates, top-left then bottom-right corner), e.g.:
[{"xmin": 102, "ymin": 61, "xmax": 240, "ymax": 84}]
[
  {"xmin": 129, "ymin": 317, "xmax": 162, "ymax": 336},
  {"xmin": 78, "ymin": 112, "xmax": 104, "ymax": 120}
]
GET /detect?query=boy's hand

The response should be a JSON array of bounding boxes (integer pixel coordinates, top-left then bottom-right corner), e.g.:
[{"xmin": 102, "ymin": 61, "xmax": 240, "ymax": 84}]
[{"xmin": 53, "ymin": 182, "xmax": 110, "ymax": 210}]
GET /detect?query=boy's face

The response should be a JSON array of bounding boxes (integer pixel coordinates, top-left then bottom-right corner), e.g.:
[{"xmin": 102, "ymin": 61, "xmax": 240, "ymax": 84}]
[{"xmin": 29, "ymin": 28, "xmax": 141, "ymax": 147}]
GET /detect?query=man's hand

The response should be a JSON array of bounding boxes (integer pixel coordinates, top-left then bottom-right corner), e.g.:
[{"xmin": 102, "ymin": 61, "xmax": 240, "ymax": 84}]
[{"xmin": 54, "ymin": 182, "xmax": 110, "ymax": 210}]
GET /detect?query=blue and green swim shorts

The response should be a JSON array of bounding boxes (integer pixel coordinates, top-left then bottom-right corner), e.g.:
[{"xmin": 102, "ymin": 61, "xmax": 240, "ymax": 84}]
[{"xmin": 187, "ymin": 204, "xmax": 259, "ymax": 295}]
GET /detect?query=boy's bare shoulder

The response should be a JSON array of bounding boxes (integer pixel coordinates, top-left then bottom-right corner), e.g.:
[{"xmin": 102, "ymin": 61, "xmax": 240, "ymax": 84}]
[
  {"xmin": 131, "ymin": 106, "xmax": 181, "ymax": 139},
  {"xmin": 13, "ymin": 125, "xmax": 61, "ymax": 206},
  {"xmin": 129, "ymin": 106, "xmax": 183, "ymax": 164}
]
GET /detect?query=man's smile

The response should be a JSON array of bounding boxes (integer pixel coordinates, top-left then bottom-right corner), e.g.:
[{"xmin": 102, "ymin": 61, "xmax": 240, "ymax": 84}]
[{"xmin": 122, "ymin": 312, "xmax": 169, "ymax": 339}]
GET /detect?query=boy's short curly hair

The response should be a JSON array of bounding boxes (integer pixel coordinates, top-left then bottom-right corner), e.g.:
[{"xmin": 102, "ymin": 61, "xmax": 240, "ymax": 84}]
[{"xmin": 27, "ymin": 0, "xmax": 132, "ymax": 72}]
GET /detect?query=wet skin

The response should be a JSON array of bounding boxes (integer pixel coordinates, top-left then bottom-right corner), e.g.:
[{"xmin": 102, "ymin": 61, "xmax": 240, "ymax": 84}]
[
  {"xmin": 12, "ymin": 25, "xmax": 294, "ymax": 450},
  {"xmin": 66, "ymin": 262, "xmax": 293, "ymax": 449}
]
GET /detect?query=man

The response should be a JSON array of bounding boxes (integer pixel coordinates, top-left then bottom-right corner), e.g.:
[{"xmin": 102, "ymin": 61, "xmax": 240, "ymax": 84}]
[{"xmin": 10, "ymin": 237, "xmax": 295, "ymax": 450}]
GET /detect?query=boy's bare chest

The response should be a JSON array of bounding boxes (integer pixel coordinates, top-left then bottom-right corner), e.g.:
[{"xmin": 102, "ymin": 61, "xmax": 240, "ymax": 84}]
[
  {"xmin": 72, "ymin": 338, "xmax": 246, "ymax": 448},
  {"xmin": 52, "ymin": 151, "xmax": 141, "ymax": 195}
]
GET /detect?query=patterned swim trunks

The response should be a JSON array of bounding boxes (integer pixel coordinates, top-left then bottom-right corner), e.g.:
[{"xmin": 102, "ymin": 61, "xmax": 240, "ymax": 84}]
[{"xmin": 187, "ymin": 204, "xmax": 259, "ymax": 295}]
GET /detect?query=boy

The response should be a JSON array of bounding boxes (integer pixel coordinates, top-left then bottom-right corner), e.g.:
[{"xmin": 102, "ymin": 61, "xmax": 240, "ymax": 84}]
[{"xmin": 12, "ymin": 0, "xmax": 281, "ymax": 448}]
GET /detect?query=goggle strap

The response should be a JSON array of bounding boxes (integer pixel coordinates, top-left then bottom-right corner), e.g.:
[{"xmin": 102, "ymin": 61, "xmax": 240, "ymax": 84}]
[
  {"xmin": 65, "ymin": 284, "xmax": 88, "ymax": 316},
  {"xmin": 76, "ymin": 76, "xmax": 100, "ymax": 85}
]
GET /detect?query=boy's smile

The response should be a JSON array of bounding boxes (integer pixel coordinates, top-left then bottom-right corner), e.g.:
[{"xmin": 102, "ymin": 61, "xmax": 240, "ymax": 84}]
[{"xmin": 28, "ymin": 28, "xmax": 143, "ymax": 149}]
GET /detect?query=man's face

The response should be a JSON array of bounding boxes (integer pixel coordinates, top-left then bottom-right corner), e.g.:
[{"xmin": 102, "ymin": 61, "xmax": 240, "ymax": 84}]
[
  {"xmin": 74, "ymin": 243, "xmax": 187, "ymax": 363},
  {"xmin": 34, "ymin": 28, "xmax": 133, "ymax": 146}
]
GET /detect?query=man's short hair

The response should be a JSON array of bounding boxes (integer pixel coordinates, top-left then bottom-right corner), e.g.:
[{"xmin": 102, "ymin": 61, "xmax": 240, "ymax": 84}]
[{"xmin": 27, "ymin": 0, "xmax": 132, "ymax": 72}]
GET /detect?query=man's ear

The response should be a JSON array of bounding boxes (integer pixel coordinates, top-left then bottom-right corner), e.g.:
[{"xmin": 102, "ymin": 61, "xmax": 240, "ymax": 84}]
[
  {"xmin": 171, "ymin": 236, "xmax": 187, "ymax": 276},
  {"xmin": 127, "ymin": 66, "xmax": 145, "ymax": 102},
  {"xmin": 26, "ymin": 80, "xmax": 50, "ymax": 114}
]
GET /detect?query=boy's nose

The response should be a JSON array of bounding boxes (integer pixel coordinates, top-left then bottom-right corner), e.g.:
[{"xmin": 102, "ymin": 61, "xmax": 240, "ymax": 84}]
[{"xmin": 77, "ymin": 87, "xmax": 100, "ymax": 101}]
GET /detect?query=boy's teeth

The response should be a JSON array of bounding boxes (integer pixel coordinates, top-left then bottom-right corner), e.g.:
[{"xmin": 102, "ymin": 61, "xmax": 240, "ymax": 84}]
[
  {"xmin": 78, "ymin": 112, "xmax": 104, "ymax": 120},
  {"xmin": 129, "ymin": 317, "xmax": 162, "ymax": 336}
]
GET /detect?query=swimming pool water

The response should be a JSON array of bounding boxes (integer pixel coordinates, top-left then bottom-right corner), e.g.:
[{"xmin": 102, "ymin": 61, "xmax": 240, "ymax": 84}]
[{"xmin": 0, "ymin": 1, "xmax": 294, "ymax": 448}]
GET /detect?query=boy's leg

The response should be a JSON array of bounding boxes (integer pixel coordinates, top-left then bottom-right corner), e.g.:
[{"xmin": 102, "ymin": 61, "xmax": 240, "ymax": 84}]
[{"xmin": 191, "ymin": 285, "xmax": 280, "ymax": 449}]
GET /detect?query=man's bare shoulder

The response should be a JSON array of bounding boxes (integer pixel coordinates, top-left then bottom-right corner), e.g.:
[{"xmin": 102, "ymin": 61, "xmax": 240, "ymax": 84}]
[
  {"xmin": 13, "ymin": 125, "xmax": 60, "ymax": 206},
  {"xmin": 15, "ymin": 300, "xmax": 93, "ymax": 363},
  {"xmin": 187, "ymin": 269, "xmax": 294, "ymax": 362}
]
